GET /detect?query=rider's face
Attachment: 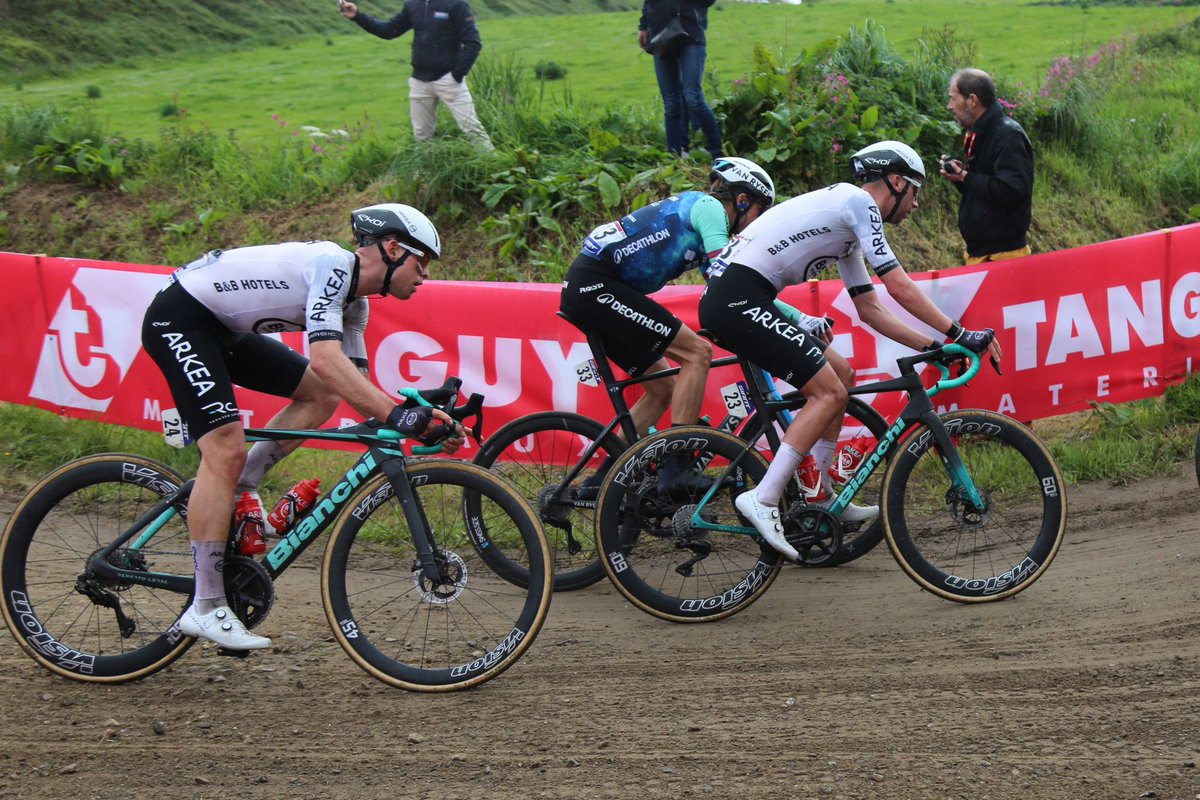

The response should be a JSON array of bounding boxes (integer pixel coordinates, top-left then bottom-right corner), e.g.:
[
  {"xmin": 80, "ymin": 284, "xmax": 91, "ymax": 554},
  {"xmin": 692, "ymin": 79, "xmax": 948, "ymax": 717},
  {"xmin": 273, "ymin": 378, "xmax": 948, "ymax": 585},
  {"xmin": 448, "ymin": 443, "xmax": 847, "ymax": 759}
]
[
  {"xmin": 385, "ymin": 246, "xmax": 432, "ymax": 300},
  {"xmin": 887, "ymin": 175, "xmax": 920, "ymax": 223}
]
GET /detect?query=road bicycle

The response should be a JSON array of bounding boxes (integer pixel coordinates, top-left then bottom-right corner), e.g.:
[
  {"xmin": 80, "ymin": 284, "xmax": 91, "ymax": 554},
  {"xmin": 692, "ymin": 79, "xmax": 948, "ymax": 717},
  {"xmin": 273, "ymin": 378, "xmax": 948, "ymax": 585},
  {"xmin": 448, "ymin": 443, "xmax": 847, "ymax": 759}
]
[
  {"xmin": 472, "ymin": 311, "xmax": 888, "ymax": 590},
  {"xmin": 1, "ymin": 380, "xmax": 553, "ymax": 692},
  {"xmin": 594, "ymin": 344, "xmax": 1068, "ymax": 623}
]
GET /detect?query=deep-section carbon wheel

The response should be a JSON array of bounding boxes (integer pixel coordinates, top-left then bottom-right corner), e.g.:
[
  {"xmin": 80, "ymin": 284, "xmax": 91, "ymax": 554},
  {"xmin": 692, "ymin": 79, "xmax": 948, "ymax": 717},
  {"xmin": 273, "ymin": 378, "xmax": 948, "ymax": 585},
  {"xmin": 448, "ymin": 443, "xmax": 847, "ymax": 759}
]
[
  {"xmin": 472, "ymin": 411, "xmax": 623, "ymax": 591},
  {"xmin": 0, "ymin": 454, "xmax": 194, "ymax": 682},
  {"xmin": 595, "ymin": 426, "xmax": 782, "ymax": 623},
  {"xmin": 882, "ymin": 410, "xmax": 1067, "ymax": 602},
  {"xmin": 322, "ymin": 460, "xmax": 552, "ymax": 691}
]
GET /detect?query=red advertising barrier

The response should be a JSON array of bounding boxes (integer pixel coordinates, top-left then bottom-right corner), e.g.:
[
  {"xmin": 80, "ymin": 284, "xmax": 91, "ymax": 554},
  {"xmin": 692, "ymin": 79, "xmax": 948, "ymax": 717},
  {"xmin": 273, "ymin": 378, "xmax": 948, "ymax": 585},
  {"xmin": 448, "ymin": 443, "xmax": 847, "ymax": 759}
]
[{"xmin": 3, "ymin": 223, "xmax": 1198, "ymax": 456}]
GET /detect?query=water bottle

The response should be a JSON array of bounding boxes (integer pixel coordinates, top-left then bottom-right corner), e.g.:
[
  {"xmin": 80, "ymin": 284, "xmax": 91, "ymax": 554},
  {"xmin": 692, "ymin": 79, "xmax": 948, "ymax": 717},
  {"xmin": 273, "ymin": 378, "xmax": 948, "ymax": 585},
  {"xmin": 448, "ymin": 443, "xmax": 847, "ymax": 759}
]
[
  {"xmin": 797, "ymin": 455, "xmax": 826, "ymax": 503},
  {"xmin": 235, "ymin": 491, "xmax": 266, "ymax": 556},
  {"xmin": 266, "ymin": 479, "xmax": 322, "ymax": 534},
  {"xmin": 828, "ymin": 435, "xmax": 873, "ymax": 485}
]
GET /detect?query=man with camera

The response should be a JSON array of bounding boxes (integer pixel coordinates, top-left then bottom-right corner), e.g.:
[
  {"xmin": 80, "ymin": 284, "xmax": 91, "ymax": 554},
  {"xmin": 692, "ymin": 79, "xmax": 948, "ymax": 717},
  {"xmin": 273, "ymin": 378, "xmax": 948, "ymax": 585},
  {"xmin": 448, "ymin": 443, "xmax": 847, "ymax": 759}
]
[{"xmin": 942, "ymin": 68, "xmax": 1034, "ymax": 265}]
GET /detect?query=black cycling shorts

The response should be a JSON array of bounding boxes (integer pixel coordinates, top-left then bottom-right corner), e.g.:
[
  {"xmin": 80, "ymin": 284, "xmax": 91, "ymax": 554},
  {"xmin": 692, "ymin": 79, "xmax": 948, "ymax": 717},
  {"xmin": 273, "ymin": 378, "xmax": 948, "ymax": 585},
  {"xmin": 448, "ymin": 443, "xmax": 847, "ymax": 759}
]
[
  {"xmin": 141, "ymin": 281, "xmax": 308, "ymax": 441},
  {"xmin": 698, "ymin": 263, "xmax": 828, "ymax": 388},
  {"xmin": 558, "ymin": 255, "xmax": 682, "ymax": 377}
]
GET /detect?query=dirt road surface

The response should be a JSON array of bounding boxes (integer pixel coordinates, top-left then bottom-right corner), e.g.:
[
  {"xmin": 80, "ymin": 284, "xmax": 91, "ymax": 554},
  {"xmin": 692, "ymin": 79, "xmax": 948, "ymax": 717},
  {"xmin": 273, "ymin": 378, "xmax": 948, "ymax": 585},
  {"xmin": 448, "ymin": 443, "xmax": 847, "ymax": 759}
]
[{"xmin": 1, "ymin": 473, "xmax": 1198, "ymax": 800}]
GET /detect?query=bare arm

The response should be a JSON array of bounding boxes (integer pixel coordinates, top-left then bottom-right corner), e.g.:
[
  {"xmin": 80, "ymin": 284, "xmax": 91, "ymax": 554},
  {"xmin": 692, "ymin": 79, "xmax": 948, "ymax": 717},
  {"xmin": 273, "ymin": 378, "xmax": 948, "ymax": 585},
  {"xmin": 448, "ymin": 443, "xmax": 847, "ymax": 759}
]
[
  {"xmin": 309, "ymin": 340, "xmax": 465, "ymax": 451},
  {"xmin": 309, "ymin": 340, "xmax": 395, "ymax": 421},
  {"xmin": 853, "ymin": 269, "xmax": 950, "ymax": 350}
]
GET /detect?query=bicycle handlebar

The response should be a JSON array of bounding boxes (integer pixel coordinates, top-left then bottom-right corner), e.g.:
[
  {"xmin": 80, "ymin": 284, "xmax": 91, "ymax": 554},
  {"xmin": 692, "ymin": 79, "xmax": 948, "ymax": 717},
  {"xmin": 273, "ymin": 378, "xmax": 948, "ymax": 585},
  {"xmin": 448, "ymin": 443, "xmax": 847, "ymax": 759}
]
[
  {"xmin": 920, "ymin": 343, "xmax": 982, "ymax": 397},
  {"xmin": 397, "ymin": 378, "xmax": 486, "ymax": 455}
]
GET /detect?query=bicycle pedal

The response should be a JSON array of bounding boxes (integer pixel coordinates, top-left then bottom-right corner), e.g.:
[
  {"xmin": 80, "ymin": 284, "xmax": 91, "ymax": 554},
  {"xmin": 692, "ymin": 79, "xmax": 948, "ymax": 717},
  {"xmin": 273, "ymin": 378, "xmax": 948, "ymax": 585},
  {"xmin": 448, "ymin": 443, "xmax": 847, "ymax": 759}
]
[{"xmin": 216, "ymin": 647, "xmax": 251, "ymax": 659}]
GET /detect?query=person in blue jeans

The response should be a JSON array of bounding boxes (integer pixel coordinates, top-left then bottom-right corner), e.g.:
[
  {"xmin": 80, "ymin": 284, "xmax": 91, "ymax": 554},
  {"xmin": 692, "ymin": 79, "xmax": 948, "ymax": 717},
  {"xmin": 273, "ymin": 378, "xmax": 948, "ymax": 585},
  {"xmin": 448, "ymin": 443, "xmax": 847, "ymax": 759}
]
[{"xmin": 638, "ymin": 0, "xmax": 723, "ymax": 158}]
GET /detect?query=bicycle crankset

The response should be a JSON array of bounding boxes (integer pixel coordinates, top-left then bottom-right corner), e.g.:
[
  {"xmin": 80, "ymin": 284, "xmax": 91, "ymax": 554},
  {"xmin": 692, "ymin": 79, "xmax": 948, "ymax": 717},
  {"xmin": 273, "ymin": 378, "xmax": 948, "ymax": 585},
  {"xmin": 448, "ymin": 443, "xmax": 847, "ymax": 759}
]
[
  {"xmin": 223, "ymin": 556, "xmax": 275, "ymax": 629},
  {"xmin": 782, "ymin": 506, "xmax": 843, "ymax": 566}
]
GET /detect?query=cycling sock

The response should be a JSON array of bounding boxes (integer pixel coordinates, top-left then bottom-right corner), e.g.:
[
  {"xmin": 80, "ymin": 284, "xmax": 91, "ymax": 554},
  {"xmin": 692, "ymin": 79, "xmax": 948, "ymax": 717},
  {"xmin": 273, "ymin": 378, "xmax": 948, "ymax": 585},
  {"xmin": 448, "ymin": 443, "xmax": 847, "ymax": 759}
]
[
  {"xmin": 236, "ymin": 441, "xmax": 287, "ymax": 493},
  {"xmin": 811, "ymin": 438, "xmax": 840, "ymax": 489},
  {"xmin": 191, "ymin": 541, "xmax": 226, "ymax": 604},
  {"xmin": 758, "ymin": 443, "xmax": 804, "ymax": 506}
]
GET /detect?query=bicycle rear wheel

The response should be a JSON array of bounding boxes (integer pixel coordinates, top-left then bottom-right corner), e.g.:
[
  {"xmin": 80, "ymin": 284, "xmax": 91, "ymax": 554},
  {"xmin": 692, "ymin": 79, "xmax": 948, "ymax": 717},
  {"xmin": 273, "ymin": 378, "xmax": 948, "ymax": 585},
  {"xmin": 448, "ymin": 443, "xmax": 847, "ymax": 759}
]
[
  {"xmin": 0, "ymin": 454, "xmax": 195, "ymax": 682},
  {"xmin": 595, "ymin": 426, "xmax": 782, "ymax": 623},
  {"xmin": 882, "ymin": 410, "xmax": 1067, "ymax": 602},
  {"xmin": 322, "ymin": 460, "xmax": 552, "ymax": 691},
  {"xmin": 737, "ymin": 397, "xmax": 889, "ymax": 567},
  {"xmin": 472, "ymin": 411, "xmax": 623, "ymax": 591}
]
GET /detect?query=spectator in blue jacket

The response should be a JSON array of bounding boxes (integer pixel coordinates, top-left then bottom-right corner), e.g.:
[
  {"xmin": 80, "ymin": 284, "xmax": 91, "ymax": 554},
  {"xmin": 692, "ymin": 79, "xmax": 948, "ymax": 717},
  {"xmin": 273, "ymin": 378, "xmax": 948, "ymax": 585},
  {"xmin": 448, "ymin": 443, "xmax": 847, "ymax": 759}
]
[{"xmin": 340, "ymin": 0, "xmax": 494, "ymax": 150}]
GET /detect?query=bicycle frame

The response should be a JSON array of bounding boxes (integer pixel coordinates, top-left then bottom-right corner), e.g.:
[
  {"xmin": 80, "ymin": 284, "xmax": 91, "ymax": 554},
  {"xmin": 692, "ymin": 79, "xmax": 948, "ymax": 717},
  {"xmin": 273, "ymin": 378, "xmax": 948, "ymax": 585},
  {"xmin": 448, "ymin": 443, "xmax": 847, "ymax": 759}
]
[
  {"xmin": 87, "ymin": 426, "xmax": 449, "ymax": 595},
  {"xmin": 689, "ymin": 344, "xmax": 986, "ymax": 535}
]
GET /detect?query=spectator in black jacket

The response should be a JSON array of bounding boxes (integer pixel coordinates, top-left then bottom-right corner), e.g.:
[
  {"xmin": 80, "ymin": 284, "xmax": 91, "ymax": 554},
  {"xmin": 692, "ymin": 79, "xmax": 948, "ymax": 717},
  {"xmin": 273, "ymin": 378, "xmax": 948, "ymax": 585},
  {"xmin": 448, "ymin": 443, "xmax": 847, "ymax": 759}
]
[
  {"xmin": 340, "ymin": 0, "xmax": 494, "ymax": 150},
  {"xmin": 942, "ymin": 68, "xmax": 1033, "ymax": 264},
  {"xmin": 638, "ymin": 0, "xmax": 722, "ymax": 159}
]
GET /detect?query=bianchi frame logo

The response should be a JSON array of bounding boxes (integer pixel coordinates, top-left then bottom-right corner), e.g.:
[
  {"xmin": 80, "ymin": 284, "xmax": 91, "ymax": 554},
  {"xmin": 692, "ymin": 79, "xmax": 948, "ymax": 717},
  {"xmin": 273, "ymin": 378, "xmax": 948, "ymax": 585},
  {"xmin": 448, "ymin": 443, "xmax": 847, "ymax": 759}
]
[{"xmin": 30, "ymin": 267, "xmax": 168, "ymax": 412}]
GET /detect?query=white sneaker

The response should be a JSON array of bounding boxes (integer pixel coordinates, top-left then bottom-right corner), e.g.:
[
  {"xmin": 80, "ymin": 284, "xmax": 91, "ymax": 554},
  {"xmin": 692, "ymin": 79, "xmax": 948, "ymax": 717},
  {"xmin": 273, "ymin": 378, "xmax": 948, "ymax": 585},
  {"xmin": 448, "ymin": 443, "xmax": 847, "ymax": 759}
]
[
  {"xmin": 814, "ymin": 492, "xmax": 879, "ymax": 523},
  {"xmin": 735, "ymin": 489, "xmax": 799, "ymax": 561},
  {"xmin": 179, "ymin": 604, "xmax": 271, "ymax": 650}
]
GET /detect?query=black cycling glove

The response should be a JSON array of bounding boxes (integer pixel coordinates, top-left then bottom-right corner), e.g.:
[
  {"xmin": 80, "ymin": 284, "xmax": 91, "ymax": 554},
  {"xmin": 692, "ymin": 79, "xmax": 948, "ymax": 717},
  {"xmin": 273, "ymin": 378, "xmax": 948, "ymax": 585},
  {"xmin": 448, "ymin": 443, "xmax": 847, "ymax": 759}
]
[
  {"xmin": 952, "ymin": 326, "xmax": 995, "ymax": 354},
  {"xmin": 385, "ymin": 404, "xmax": 432, "ymax": 437}
]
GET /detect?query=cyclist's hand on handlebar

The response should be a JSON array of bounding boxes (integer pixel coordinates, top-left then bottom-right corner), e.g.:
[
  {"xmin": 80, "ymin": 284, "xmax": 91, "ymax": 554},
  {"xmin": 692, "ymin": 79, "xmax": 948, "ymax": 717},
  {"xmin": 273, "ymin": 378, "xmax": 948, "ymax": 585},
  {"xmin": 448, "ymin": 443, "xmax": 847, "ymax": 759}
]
[
  {"xmin": 386, "ymin": 405, "xmax": 466, "ymax": 452},
  {"xmin": 425, "ymin": 409, "xmax": 466, "ymax": 454},
  {"xmin": 952, "ymin": 326, "xmax": 995, "ymax": 354},
  {"xmin": 797, "ymin": 312, "xmax": 835, "ymax": 344}
]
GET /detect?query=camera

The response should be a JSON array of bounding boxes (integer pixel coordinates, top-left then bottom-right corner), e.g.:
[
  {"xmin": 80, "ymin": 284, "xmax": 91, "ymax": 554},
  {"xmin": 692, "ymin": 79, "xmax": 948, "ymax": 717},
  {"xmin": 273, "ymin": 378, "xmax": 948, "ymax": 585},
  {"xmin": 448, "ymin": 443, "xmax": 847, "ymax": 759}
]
[{"xmin": 940, "ymin": 155, "xmax": 961, "ymax": 175}]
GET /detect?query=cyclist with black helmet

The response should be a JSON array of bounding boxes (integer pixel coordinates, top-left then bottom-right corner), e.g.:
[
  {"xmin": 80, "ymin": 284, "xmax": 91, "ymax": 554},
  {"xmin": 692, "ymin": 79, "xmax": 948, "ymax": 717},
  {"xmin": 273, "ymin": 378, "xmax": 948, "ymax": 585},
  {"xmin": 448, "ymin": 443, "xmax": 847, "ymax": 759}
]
[
  {"xmin": 141, "ymin": 203, "xmax": 462, "ymax": 650},
  {"xmin": 699, "ymin": 141, "xmax": 1002, "ymax": 561},
  {"xmin": 560, "ymin": 157, "xmax": 777, "ymax": 494}
]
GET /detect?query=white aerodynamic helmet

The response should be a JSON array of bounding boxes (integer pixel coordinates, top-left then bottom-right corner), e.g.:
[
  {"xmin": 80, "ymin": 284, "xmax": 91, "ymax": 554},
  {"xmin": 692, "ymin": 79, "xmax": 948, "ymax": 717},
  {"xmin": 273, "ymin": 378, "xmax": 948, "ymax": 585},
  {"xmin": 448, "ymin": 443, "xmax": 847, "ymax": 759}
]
[
  {"xmin": 849, "ymin": 140, "xmax": 926, "ymax": 184},
  {"xmin": 710, "ymin": 156, "xmax": 776, "ymax": 207},
  {"xmin": 350, "ymin": 203, "xmax": 441, "ymax": 259}
]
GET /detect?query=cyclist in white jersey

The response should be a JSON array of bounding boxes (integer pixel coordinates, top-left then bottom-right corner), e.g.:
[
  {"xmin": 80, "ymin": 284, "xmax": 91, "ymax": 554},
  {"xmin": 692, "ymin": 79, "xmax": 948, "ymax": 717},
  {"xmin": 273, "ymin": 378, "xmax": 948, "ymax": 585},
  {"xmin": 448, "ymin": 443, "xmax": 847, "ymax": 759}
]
[
  {"xmin": 699, "ymin": 141, "xmax": 1001, "ymax": 561},
  {"xmin": 141, "ymin": 203, "xmax": 463, "ymax": 650}
]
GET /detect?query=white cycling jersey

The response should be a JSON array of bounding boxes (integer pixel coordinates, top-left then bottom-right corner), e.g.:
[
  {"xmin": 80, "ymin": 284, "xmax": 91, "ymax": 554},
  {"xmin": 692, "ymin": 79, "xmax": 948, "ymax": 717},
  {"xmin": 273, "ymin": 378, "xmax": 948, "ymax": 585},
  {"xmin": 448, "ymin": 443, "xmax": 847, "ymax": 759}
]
[
  {"xmin": 171, "ymin": 241, "xmax": 368, "ymax": 361},
  {"xmin": 710, "ymin": 182, "xmax": 902, "ymax": 296}
]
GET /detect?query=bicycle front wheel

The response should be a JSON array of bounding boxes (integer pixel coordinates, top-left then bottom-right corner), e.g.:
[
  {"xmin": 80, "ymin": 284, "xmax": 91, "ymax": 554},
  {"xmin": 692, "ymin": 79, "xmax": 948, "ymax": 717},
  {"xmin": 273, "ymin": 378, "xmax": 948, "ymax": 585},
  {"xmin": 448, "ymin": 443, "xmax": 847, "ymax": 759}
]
[
  {"xmin": 882, "ymin": 410, "xmax": 1067, "ymax": 602},
  {"xmin": 595, "ymin": 426, "xmax": 782, "ymax": 623},
  {"xmin": 472, "ymin": 411, "xmax": 624, "ymax": 591},
  {"xmin": 0, "ymin": 454, "xmax": 195, "ymax": 682},
  {"xmin": 322, "ymin": 460, "xmax": 552, "ymax": 691}
]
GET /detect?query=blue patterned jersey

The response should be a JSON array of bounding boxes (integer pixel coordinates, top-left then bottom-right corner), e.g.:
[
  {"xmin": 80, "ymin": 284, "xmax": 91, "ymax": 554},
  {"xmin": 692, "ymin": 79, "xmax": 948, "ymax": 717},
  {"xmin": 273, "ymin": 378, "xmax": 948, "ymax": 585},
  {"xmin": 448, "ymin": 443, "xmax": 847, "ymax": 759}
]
[{"xmin": 579, "ymin": 192, "xmax": 730, "ymax": 294}]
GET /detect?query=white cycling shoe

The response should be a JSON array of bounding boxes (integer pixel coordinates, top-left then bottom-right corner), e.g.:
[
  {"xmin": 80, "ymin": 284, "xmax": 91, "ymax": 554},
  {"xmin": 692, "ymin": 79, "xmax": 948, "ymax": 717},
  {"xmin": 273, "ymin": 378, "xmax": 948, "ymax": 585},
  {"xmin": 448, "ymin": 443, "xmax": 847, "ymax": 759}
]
[
  {"xmin": 735, "ymin": 489, "xmax": 799, "ymax": 562},
  {"xmin": 813, "ymin": 492, "xmax": 879, "ymax": 524},
  {"xmin": 179, "ymin": 603, "xmax": 271, "ymax": 650}
]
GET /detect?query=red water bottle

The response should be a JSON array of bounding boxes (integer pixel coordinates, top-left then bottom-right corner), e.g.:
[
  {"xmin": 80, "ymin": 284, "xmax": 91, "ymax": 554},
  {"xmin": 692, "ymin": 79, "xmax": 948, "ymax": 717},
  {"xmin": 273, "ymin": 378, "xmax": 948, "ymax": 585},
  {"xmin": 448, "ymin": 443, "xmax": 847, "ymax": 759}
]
[
  {"xmin": 267, "ymin": 478, "xmax": 322, "ymax": 534},
  {"xmin": 828, "ymin": 435, "xmax": 873, "ymax": 485},
  {"xmin": 797, "ymin": 454, "xmax": 826, "ymax": 503},
  {"xmin": 235, "ymin": 492, "xmax": 266, "ymax": 556}
]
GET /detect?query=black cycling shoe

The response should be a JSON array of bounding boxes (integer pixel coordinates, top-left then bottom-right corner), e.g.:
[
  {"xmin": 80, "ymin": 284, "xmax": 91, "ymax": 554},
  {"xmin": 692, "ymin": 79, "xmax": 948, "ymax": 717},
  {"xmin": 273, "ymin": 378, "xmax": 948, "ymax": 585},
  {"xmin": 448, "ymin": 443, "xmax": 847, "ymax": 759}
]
[{"xmin": 655, "ymin": 469, "xmax": 715, "ymax": 498}]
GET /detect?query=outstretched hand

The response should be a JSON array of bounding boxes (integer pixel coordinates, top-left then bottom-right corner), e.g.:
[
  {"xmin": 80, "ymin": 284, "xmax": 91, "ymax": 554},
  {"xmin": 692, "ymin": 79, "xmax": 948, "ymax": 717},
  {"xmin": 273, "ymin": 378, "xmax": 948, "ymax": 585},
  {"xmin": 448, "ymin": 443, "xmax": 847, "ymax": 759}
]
[{"xmin": 338, "ymin": 1, "xmax": 358, "ymax": 19}]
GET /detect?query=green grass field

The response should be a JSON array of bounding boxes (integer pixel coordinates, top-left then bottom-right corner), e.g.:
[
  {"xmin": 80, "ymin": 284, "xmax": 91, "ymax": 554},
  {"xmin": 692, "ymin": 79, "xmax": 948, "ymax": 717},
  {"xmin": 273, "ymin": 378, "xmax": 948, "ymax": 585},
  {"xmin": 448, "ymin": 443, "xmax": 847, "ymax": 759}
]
[{"xmin": 3, "ymin": 0, "xmax": 1195, "ymax": 144}]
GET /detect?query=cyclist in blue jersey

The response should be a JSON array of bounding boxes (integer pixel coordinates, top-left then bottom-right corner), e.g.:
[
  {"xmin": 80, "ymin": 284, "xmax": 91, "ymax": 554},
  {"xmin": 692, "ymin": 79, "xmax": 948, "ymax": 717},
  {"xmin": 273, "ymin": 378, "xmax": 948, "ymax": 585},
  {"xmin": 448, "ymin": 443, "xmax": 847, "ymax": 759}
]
[
  {"xmin": 559, "ymin": 158, "xmax": 774, "ymax": 493},
  {"xmin": 141, "ymin": 204, "xmax": 463, "ymax": 650}
]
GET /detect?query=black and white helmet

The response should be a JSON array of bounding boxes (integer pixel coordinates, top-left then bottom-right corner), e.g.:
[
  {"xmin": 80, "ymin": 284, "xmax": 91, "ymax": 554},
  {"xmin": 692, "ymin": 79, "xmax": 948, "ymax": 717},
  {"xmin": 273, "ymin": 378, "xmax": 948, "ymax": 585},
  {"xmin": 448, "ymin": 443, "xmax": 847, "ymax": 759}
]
[
  {"xmin": 710, "ymin": 157, "xmax": 776, "ymax": 208},
  {"xmin": 849, "ymin": 141, "xmax": 926, "ymax": 184},
  {"xmin": 350, "ymin": 203, "xmax": 441, "ymax": 259}
]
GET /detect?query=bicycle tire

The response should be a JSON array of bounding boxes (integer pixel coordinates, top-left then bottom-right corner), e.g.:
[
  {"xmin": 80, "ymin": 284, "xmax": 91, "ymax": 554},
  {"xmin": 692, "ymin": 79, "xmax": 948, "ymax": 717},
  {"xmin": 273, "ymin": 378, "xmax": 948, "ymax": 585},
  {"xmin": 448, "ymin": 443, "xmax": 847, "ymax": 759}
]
[
  {"xmin": 882, "ymin": 410, "xmax": 1067, "ymax": 602},
  {"xmin": 322, "ymin": 460, "xmax": 552, "ymax": 691},
  {"xmin": 1194, "ymin": 426, "xmax": 1199, "ymax": 489},
  {"xmin": 737, "ymin": 397, "xmax": 889, "ymax": 567},
  {"xmin": 0, "ymin": 454, "xmax": 195, "ymax": 682},
  {"xmin": 595, "ymin": 426, "xmax": 782, "ymax": 623},
  {"xmin": 471, "ymin": 411, "xmax": 624, "ymax": 591}
]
